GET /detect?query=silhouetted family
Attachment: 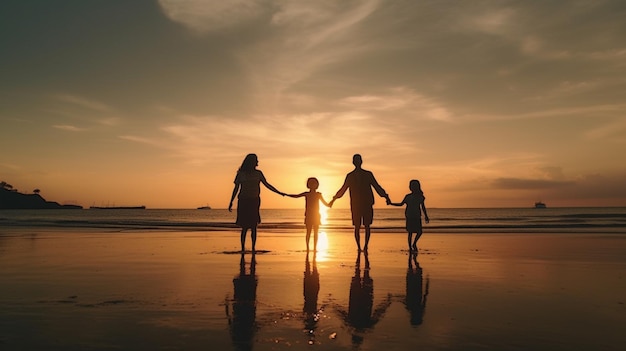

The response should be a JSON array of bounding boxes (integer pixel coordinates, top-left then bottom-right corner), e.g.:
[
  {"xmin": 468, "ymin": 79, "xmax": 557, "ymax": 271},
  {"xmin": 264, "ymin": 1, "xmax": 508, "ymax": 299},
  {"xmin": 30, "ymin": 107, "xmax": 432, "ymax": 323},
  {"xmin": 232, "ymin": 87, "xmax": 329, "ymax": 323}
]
[{"xmin": 229, "ymin": 153, "xmax": 429, "ymax": 253}]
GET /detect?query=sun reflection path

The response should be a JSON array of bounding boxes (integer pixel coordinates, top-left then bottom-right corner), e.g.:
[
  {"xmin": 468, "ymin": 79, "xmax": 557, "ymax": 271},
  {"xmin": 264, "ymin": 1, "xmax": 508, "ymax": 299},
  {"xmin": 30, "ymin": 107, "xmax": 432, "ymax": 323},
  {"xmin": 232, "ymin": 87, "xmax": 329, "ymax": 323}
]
[
  {"xmin": 315, "ymin": 207, "xmax": 331, "ymax": 261},
  {"xmin": 320, "ymin": 206, "xmax": 328, "ymax": 224},
  {"xmin": 316, "ymin": 231, "xmax": 329, "ymax": 261}
]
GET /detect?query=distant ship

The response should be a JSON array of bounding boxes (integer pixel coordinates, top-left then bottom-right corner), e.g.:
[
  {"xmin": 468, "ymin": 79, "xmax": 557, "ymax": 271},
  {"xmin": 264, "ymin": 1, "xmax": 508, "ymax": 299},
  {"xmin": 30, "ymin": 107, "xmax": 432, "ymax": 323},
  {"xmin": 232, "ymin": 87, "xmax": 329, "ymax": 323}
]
[
  {"xmin": 197, "ymin": 205, "xmax": 212, "ymax": 210},
  {"xmin": 534, "ymin": 201, "xmax": 547, "ymax": 208},
  {"xmin": 90, "ymin": 205, "xmax": 146, "ymax": 210}
]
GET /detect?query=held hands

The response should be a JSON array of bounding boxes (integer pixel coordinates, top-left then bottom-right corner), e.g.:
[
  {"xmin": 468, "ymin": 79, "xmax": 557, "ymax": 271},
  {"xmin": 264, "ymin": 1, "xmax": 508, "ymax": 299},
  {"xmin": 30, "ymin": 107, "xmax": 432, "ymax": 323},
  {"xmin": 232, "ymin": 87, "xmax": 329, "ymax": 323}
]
[
  {"xmin": 328, "ymin": 199, "xmax": 335, "ymax": 208},
  {"xmin": 385, "ymin": 195, "xmax": 391, "ymax": 205}
]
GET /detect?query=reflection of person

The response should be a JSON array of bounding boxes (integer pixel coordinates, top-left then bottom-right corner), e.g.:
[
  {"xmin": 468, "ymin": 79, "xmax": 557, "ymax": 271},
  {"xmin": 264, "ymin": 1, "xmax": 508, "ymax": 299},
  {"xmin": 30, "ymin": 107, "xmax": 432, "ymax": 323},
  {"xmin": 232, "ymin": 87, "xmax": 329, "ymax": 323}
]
[
  {"xmin": 303, "ymin": 252, "xmax": 320, "ymax": 345},
  {"xmin": 329, "ymin": 154, "xmax": 390, "ymax": 252},
  {"xmin": 337, "ymin": 252, "xmax": 391, "ymax": 348},
  {"xmin": 286, "ymin": 177, "xmax": 330, "ymax": 251},
  {"xmin": 388, "ymin": 179, "xmax": 429, "ymax": 251},
  {"xmin": 227, "ymin": 253, "xmax": 258, "ymax": 351},
  {"xmin": 347, "ymin": 252, "xmax": 374, "ymax": 329},
  {"xmin": 405, "ymin": 252, "xmax": 429, "ymax": 326},
  {"xmin": 229, "ymin": 153, "xmax": 285, "ymax": 252}
]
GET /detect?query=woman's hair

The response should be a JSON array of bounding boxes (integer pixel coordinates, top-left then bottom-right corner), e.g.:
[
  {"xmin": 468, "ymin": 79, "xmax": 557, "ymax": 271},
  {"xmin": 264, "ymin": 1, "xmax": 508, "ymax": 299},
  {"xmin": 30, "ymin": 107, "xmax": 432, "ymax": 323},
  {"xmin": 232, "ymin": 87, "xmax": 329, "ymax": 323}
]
[
  {"xmin": 306, "ymin": 177, "xmax": 319, "ymax": 190},
  {"xmin": 238, "ymin": 154, "xmax": 258, "ymax": 173},
  {"xmin": 409, "ymin": 179, "xmax": 423, "ymax": 195}
]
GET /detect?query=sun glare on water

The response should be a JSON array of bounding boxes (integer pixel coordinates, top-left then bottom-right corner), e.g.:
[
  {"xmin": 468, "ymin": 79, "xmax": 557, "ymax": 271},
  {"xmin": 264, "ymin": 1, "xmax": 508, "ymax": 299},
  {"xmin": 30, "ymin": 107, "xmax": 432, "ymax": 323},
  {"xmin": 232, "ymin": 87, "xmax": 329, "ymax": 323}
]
[
  {"xmin": 316, "ymin": 231, "xmax": 329, "ymax": 260},
  {"xmin": 315, "ymin": 207, "xmax": 331, "ymax": 260},
  {"xmin": 320, "ymin": 206, "xmax": 328, "ymax": 224}
]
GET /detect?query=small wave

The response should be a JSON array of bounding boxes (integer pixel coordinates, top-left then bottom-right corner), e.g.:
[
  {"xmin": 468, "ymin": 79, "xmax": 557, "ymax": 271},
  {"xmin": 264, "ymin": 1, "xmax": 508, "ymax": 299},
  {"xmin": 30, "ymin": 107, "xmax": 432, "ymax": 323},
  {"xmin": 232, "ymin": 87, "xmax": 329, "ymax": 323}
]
[{"xmin": 2, "ymin": 208, "xmax": 626, "ymax": 234}]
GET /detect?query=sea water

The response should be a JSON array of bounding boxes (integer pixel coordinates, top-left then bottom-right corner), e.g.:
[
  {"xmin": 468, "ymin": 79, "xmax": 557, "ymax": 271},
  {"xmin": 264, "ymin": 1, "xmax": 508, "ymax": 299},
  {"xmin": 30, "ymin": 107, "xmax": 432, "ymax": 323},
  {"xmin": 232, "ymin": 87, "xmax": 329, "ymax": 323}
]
[{"xmin": 1, "ymin": 207, "xmax": 625, "ymax": 233}]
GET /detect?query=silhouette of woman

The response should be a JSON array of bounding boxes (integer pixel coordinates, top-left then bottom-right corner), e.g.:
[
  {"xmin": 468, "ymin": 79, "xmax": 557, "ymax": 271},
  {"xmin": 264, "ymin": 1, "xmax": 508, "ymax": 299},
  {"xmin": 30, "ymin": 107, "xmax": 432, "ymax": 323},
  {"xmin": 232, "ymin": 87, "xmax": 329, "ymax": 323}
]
[
  {"xmin": 227, "ymin": 253, "xmax": 258, "ymax": 351},
  {"xmin": 229, "ymin": 153, "xmax": 285, "ymax": 252}
]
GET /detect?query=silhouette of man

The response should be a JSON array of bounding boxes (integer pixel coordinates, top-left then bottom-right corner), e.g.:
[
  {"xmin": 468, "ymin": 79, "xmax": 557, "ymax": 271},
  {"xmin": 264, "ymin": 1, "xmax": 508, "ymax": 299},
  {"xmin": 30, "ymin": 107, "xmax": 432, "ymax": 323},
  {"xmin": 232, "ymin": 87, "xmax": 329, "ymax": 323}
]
[{"xmin": 329, "ymin": 154, "xmax": 390, "ymax": 252}]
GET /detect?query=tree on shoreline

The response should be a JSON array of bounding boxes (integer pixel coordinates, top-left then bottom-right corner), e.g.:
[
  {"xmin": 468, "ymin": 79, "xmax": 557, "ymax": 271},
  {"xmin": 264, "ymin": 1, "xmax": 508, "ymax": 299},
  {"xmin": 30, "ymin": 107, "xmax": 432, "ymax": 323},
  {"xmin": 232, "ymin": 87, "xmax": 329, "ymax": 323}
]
[{"xmin": 1, "ymin": 181, "xmax": 16, "ymax": 192}]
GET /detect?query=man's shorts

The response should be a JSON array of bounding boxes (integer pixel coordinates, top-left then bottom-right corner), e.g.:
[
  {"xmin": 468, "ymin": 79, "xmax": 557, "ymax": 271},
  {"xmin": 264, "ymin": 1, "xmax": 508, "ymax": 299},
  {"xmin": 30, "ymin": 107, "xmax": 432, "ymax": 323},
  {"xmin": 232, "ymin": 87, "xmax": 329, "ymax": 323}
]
[{"xmin": 351, "ymin": 205, "xmax": 373, "ymax": 226}]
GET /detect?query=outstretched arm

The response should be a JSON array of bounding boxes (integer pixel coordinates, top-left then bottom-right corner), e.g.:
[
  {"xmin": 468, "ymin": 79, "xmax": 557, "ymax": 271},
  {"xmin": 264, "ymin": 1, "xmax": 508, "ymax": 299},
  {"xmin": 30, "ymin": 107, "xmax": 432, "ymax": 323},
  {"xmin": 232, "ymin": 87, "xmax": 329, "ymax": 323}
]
[
  {"xmin": 260, "ymin": 171, "xmax": 285, "ymax": 196},
  {"xmin": 286, "ymin": 192, "xmax": 306, "ymax": 198}
]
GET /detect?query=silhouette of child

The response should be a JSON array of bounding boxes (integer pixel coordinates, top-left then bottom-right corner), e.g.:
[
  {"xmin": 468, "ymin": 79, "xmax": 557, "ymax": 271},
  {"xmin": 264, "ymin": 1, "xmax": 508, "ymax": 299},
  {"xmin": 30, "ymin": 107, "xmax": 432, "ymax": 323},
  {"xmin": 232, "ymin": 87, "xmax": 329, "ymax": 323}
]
[
  {"xmin": 388, "ymin": 180, "xmax": 429, "ymax": 251},
  {"xmin": 286, "ymin": 177, "xmax": 330, "ymax": 251}
]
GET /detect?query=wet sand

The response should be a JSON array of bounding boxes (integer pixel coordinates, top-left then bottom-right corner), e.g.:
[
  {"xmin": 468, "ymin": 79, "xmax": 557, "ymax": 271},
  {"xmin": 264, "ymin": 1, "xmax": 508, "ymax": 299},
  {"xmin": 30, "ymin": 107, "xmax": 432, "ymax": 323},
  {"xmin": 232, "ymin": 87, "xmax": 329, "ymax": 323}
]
[{"xmin": 1, "ymin": 229, "xmax": 625, "ymax": 350}]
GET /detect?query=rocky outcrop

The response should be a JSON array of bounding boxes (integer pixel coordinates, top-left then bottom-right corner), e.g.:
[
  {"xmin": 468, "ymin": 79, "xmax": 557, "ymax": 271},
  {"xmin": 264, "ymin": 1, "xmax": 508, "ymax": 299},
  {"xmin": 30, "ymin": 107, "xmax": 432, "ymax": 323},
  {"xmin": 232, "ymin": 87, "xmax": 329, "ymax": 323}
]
[{"xmin": 0, "ymin": 188, "xmax": 82, "ymax": 209}]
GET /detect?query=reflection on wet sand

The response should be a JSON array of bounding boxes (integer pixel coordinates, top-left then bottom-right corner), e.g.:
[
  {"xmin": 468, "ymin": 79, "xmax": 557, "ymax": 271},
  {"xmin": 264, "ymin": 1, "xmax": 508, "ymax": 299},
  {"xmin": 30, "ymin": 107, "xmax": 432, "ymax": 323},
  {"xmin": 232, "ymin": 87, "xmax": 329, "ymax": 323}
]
[
  {"xmin": 337, "ymin": 252, "xmax": 391, "ymax": 348},
  {"xmin": 303, "ymin": 251, "xmax": 321, "ymax": 345},
  {"xmin": 405, "ymin": 252, "xmax": 429, "ymax": 326},
  {"xmin": 227, "ymin": 253, "xmax": 258, "ymax": 351}
]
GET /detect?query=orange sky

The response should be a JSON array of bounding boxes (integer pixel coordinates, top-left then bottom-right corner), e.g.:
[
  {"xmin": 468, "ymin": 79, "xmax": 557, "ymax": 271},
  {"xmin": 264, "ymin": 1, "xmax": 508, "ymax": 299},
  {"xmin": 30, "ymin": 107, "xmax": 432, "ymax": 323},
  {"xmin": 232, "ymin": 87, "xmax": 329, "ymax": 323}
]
[{"xmin": 1, "ymin": 1, "xmax": 625, "ymax": 209}]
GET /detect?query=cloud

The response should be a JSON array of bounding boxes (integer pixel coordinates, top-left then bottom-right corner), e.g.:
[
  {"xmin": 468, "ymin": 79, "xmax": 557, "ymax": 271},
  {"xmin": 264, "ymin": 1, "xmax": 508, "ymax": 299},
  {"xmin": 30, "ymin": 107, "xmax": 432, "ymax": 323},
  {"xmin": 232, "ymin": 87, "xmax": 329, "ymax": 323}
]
[
  {"xmin": 585, "ymin": 118, "xmax": 626, "ymax": 142},
  {"xmin": 47, "ymin": 94, "xmax": 122, "ymax": 129},
  {"xmin": 53, "ymin": 94, "xmax": 112, "ymax": 112},
  {"xmin": 238, "ymin": 1, "xmax": 382, "ymax": 109},
  {"xmin": 567, "ymin": 172, "xmax": 626, "ymax": 200},
  {"xmin": 117, "ymin": 108, "xmax": 422, "ymax": 168},
  {"xmin": 118, "ymin": 135, "xmax": 162, "ymax": 146},
  {"xmin": 470, "ymin": 8, "xmax": 516, "ymax": 35},
  {"xmin": 491, "ymin": 177, "xmax": 574, "ymax": 190},
  {"xmin": 0, "ymin": 162, "xmax": 21, "ymax": 170},
  {"xmin": 157, "ymin": 0, "xmax": 267, "ymax": 32},
  {"xmin": 53, "ymin": 125, "xmax": 87, "ymax": 132},
  {"xmin": 339, "ymin": 87, "xmax": 452, "ymax": 121},
  {"xmin": 463, "ymin": 103, "xmax": 626, "ymax": 123}
]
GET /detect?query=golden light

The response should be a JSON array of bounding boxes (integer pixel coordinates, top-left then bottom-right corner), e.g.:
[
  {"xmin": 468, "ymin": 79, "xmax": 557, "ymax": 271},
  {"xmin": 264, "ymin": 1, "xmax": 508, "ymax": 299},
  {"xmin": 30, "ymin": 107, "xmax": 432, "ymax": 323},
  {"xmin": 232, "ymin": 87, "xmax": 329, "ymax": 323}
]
[
  {"xmin": 317, "ymin": 231, "xmax": 329, "ymax": 251},
  {"xmin": 315, "ymin": 231, "xmax": 329, "ymax": 261},
  {"xmin": 320, "ymin": 205, "xmax": 328, "ymax": 224}
]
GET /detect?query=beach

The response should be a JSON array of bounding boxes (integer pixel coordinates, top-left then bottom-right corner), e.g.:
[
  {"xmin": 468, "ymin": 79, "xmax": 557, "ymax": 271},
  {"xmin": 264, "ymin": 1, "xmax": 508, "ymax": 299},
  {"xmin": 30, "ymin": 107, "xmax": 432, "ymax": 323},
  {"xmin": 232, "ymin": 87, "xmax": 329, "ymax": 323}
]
[{"xmin": 1, "ymin": 225, "xmax": 625, "ymax": 350}]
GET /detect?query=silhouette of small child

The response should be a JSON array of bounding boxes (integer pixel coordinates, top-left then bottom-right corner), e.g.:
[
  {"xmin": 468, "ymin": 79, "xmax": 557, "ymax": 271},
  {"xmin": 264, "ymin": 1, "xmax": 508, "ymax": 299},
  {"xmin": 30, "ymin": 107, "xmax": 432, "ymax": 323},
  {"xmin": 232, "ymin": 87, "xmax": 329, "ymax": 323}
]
[
  {"xmin": 388, "ymin": 180, "xmax": 429, "ymax": 251},
  {"xmin": 286, "ymin": 177, "xmax": 330, "ymax": 251}
]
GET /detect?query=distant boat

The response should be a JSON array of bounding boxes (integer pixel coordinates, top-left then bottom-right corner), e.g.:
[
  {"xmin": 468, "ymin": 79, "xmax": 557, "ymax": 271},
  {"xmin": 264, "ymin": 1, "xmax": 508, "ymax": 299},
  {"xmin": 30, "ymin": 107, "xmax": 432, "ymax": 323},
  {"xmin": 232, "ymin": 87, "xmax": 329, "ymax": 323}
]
[
  {"xmin": 534, "ymin": 201, "xmax": 547, "ymax": 208},
  {"xmin": 197, "ymin": 205, "xmax": 212, "ymax": 210},
  {"xmin": 90, "ymin": 206, "xmax": 146, "ymax": 210}
]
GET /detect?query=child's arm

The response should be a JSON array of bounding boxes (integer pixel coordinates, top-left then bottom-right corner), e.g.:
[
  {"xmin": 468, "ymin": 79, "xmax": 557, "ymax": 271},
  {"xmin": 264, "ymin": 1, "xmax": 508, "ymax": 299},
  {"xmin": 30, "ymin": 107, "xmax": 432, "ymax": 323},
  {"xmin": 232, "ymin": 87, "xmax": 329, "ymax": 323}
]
[
  {"xmin": 319, "ymin": 193, "xmax": 331, "ymax": 207},
  {"xmin": 421, "ymin": 201, "xmax": 429, "ymax": 223},
  {"xmin": 387, "ymin": 197, "xmax": 404, "ymax": 206},
  {"xmin": 286, "ymin": 192, "xmax": 306, "ymax": 198}
]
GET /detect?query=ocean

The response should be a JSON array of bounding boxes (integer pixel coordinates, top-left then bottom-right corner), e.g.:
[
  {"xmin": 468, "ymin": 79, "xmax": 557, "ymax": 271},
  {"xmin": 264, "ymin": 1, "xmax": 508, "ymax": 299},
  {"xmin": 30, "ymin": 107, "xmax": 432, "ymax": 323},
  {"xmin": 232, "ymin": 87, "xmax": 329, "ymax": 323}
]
[{"xmin": 1, "ymin": 207, "xmax": 626, "ymax": 233}]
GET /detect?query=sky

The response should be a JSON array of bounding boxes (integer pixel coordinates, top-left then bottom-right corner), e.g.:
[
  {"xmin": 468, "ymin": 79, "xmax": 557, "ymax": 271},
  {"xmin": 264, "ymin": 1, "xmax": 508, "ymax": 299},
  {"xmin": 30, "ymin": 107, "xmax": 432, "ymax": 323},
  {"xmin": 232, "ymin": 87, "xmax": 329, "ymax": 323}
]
[{"xmin": 1, "ymin": 0, "xmax": 626, "ymax": 209}]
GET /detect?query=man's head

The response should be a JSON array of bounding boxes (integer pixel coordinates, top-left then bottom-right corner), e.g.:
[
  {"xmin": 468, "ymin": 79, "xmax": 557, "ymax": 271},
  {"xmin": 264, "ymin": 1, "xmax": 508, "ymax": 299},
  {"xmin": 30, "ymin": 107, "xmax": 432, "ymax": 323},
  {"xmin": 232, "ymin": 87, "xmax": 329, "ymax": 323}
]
[{"xmin": 352, "ymin": 154, "xmax": 363, "ymax": 167}]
